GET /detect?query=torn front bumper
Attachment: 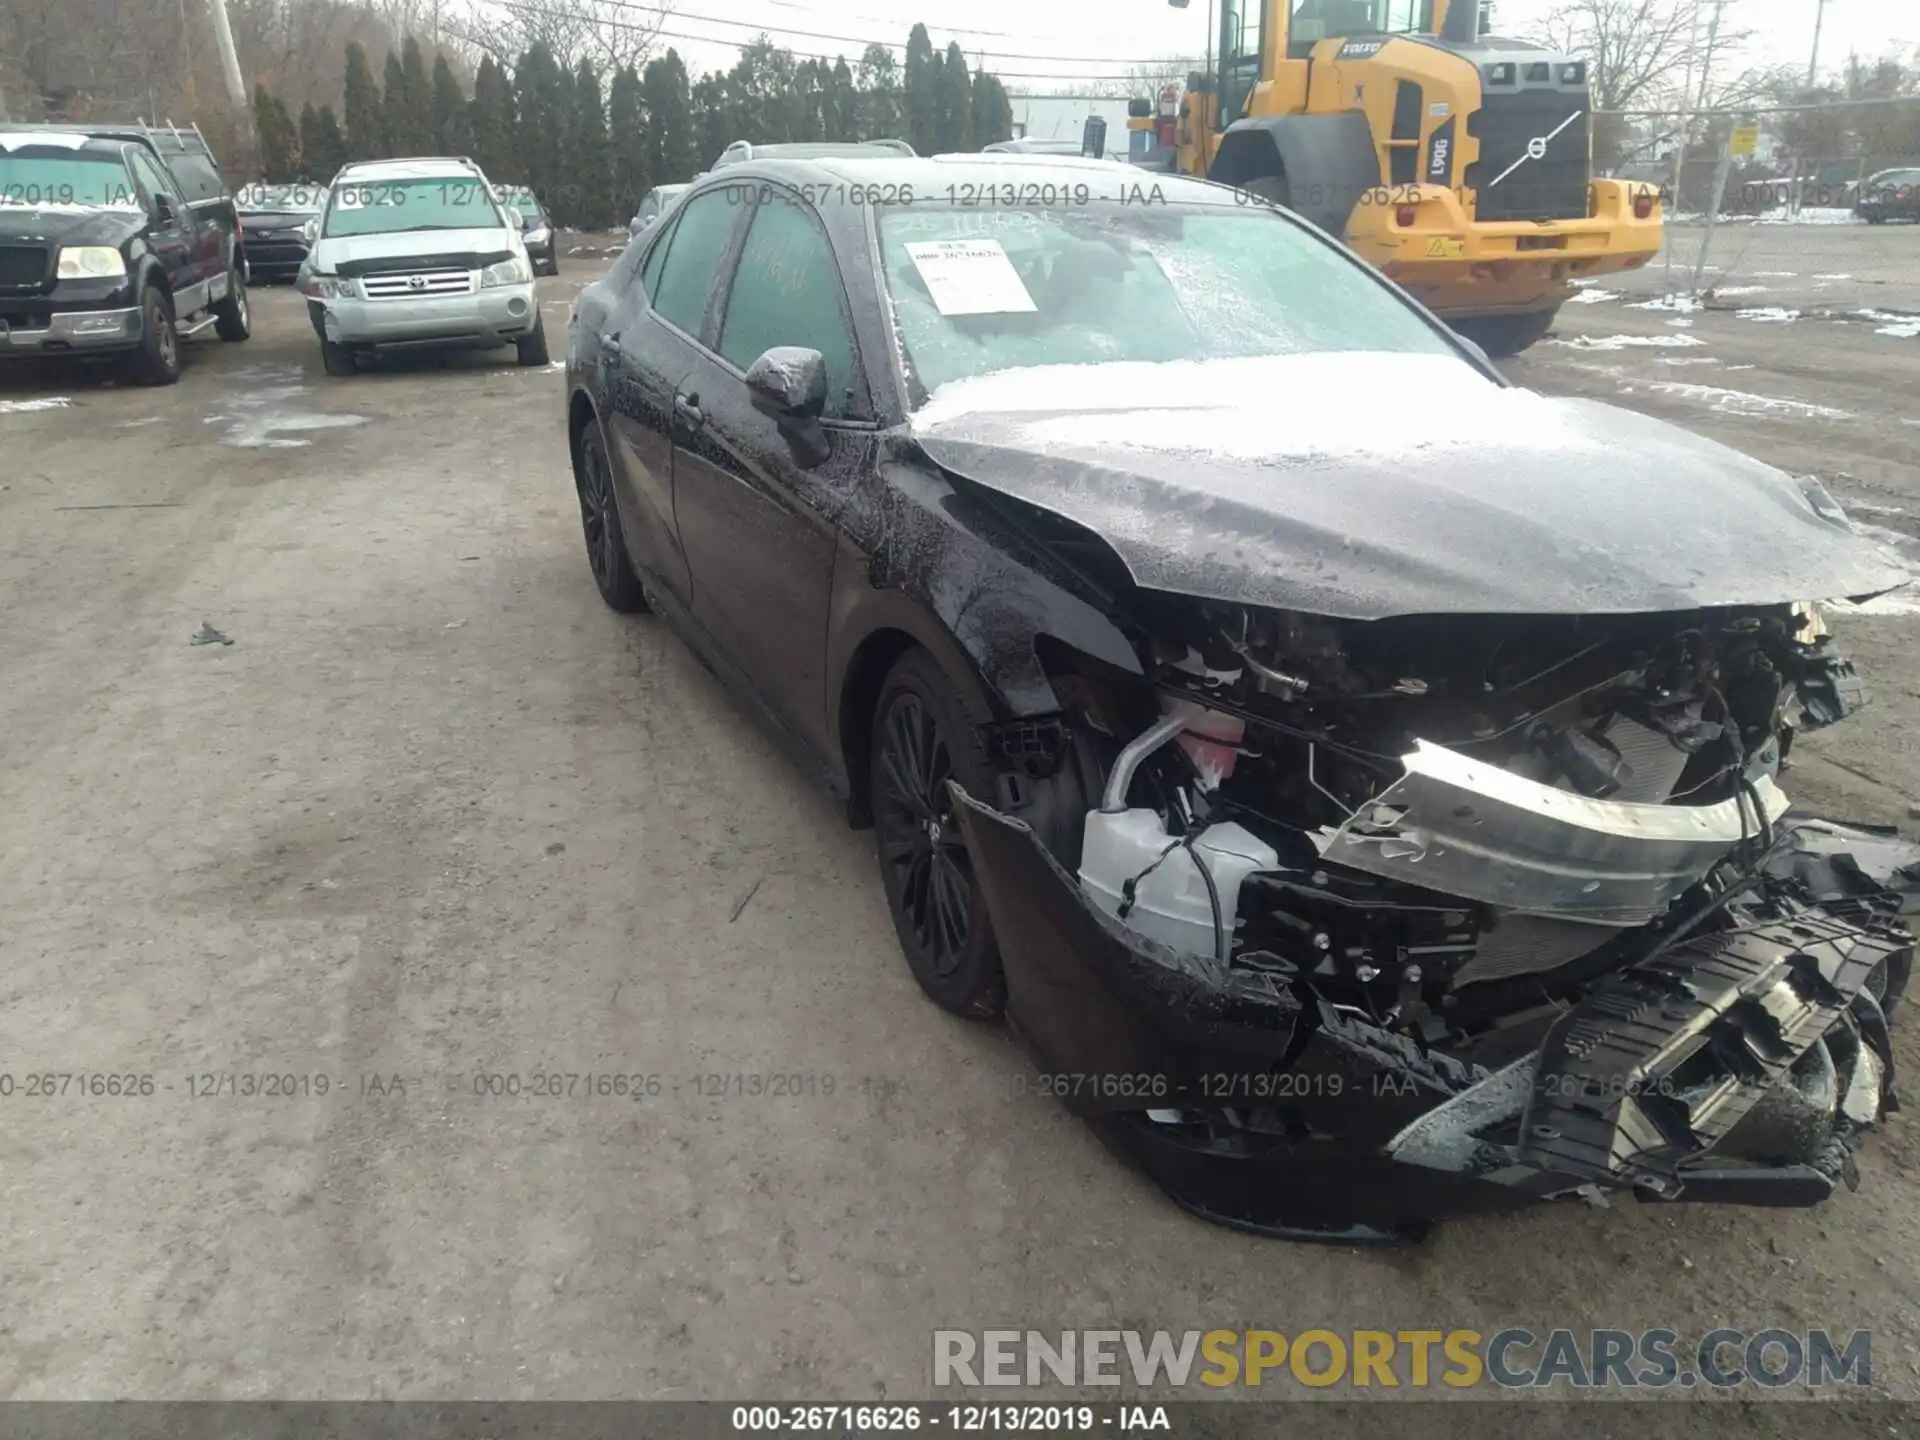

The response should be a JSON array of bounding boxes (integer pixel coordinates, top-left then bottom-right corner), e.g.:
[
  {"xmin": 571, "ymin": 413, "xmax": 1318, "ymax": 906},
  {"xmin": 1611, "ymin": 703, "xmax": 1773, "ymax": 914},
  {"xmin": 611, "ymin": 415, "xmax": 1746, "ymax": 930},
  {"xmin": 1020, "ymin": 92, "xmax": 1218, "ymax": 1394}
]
[{"xmin": 950, "ymin": 785, "xmax": 1917, "ymax": 1242}]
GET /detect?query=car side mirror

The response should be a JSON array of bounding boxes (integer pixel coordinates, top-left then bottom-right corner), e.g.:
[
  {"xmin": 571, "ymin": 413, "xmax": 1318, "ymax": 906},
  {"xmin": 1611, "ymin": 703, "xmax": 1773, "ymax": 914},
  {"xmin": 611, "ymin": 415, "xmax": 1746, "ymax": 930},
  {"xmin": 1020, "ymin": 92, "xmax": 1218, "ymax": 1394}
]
[
  {"xmin": 507, "ymin": 209, "xmax": 525, "ymax": 230},
  {"xmin": 301, "ymin": 216, "xmax": 319, "ymax": 243},
  {"xmin": 746, "ymin": 347, "xmax": 831, "ymax": 468},
  {"xmin": 152, "ymin": 194, "xmax": 176, "ymax": 223}
]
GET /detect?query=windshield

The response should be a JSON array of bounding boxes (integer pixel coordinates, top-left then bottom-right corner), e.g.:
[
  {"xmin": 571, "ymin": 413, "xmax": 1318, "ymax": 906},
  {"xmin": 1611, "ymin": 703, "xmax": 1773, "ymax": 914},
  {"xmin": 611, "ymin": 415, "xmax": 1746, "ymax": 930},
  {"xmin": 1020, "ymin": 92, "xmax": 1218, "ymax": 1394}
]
[
  {"xmin": 322, "ymin": 177, "xmax": 504, "ymax": 236},
  {"xmin": 0, "ymin": 152, "xmax": 140, "ymax": 209},
  {"xmin": 875, "ymin": 204, "xmax": 1457, "ymax": 403},
  {"xmin": 237, "ymin": 182, "xmax": 325, "ymax": 213}
]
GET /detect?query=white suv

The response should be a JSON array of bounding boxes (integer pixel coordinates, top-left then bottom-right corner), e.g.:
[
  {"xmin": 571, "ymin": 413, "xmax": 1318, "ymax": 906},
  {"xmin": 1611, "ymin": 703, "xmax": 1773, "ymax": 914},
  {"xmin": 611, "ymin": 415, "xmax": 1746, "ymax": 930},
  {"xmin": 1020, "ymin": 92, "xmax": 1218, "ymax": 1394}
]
[{"xmin": 300, "ymin": 157, "xmax": 545, "ymax": 376}]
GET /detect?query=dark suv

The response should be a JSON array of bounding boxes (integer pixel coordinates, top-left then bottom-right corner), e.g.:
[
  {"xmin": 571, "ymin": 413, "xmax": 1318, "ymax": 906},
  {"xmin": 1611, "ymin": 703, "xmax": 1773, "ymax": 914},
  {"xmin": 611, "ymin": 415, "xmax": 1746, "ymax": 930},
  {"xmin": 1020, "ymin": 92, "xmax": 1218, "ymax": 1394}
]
[{"xmin": 0, "ymin": 121, "xmax": 248, "ymax": 384}]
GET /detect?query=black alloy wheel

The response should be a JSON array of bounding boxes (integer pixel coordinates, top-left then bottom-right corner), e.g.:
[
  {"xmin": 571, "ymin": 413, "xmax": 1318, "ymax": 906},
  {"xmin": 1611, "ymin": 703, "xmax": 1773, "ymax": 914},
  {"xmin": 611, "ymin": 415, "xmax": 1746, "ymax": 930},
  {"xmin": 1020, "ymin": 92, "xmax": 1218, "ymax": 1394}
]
[
  {"xmin": 577, "ymin": 423, "xmax": 648, "ymax": 613},
  {"xmin": 870, "ymin": 650, "xmax": 1004, "ymax": 1018}
]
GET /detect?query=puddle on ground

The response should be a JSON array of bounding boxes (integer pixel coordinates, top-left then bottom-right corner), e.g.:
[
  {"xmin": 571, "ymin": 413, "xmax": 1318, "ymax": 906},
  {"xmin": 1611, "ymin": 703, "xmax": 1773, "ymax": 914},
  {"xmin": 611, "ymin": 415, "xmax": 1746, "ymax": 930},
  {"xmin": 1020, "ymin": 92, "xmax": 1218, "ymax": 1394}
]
[{"xmin": 210, "ymin": 366, "xmax": 369, "ymax": 449}]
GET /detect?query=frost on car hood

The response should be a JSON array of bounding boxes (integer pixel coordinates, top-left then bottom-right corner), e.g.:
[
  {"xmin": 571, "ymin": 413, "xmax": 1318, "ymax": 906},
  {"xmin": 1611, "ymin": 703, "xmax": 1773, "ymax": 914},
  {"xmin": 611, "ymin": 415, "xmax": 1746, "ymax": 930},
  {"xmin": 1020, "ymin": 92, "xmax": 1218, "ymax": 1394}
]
[{"xmin": 907, "ymin": 353, "xmax": 1910, "ymax": 620}]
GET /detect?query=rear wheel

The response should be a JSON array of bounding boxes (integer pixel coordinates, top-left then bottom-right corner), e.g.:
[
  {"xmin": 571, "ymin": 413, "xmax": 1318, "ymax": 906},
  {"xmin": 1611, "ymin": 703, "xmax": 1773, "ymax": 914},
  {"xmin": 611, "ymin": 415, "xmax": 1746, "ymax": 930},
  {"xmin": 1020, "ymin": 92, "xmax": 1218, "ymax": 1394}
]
[
  {"xmin": 577, "ymin": 423, "xmax": 648, "ymax": 613},
  {"xmin": 870, "ymin": 650, "xmax": 1005, "ymax": 1019},
  {"xmin": 128, "ymin": 289, "xmax": 181, "ymax": 386},
  {"xmin": 1450, "ymin": 307, "xmax": 1559, "ymax": 358},
  {"xmin": 214, "ymin": 268, "xmax": 250, "ymax": 341}
]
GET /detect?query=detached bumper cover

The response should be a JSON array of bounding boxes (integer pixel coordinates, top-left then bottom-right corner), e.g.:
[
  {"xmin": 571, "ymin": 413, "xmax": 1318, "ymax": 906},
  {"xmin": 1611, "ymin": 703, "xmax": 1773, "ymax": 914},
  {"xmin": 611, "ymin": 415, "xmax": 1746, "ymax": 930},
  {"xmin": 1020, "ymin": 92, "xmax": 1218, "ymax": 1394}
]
[{"xmin": 950, "ymin": 784, "xmax": 1918, "ymax": 1241}]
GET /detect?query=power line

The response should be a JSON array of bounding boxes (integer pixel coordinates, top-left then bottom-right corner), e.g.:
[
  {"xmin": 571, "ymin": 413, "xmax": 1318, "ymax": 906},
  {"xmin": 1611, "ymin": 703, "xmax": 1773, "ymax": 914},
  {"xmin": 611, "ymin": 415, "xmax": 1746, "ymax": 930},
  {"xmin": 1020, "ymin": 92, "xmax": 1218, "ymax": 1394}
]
[
  {"xmin": 500, "ymin": 0, "xmax": 1172, "ymax": 67},
  {"xmin": 497, "ymin": 3, "xmax": 1157, "ymax": 79},
  {"xmin": 758, "ymin": 0, "xmax": 1107, "ymax": 45}
]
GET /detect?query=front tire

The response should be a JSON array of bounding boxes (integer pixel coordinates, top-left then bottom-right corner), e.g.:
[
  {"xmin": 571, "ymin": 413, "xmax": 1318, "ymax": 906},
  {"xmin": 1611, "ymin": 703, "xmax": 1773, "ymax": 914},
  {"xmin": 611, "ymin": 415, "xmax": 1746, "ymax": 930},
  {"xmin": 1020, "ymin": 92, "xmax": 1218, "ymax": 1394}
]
[
  {"xmin": 870, "ymin": 649, "xmax": 1005, "ymax": 1019},
  {"xmin": 128, "ymin": 289, "xmax": 182, "ymax": 386},
  {"xmin": 1450, "ymin": 307, "xmax": 1559, "ymax": 358},
  {"xmin": 320, "ymin": 338, "xmax": 356, "ymax": 377},
  {"xmin": 214, "ymin": 269, "xmax": 250, "ymax": 342},
  {"xmin": 517, "ymin": 311, "xmax": 550, "ymax": 366},
  {"xmin": 576, "ymin": 422, "xmax": 648, "ymax": 613}
]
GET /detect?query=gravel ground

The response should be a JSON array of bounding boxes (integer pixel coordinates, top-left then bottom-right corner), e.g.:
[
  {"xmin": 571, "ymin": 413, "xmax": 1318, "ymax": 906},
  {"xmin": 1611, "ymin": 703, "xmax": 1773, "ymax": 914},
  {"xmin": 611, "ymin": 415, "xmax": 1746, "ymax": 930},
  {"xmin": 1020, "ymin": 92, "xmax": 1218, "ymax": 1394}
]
[{"xmin": 1, "ymin": 250, "xmax": 1918, "ymax": 1414}]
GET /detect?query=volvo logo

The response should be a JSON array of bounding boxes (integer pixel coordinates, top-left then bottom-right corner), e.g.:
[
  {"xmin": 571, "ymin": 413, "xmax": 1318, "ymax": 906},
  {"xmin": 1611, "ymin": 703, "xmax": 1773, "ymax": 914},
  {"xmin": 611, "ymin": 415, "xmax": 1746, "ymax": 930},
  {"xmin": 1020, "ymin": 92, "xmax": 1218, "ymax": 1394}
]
[{"xmin": 1526, "ymin": 136, "xmax": 1549, "ymax": 159}]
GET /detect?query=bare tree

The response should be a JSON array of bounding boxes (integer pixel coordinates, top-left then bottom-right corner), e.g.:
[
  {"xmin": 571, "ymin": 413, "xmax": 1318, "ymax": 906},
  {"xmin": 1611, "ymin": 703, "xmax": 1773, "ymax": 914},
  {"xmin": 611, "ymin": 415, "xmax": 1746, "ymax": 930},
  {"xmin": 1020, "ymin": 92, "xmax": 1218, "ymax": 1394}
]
[
  {"xmin": 1057, "ymin": 58, "xmax": 1202, "ymax": 102},
  {"xmin": 447, "ymin": 0, "xmax": 669, "ymax": 77},
  {"xmin": 1534, "ymin": 0, "xmax": 1735, "ymax": 111}
]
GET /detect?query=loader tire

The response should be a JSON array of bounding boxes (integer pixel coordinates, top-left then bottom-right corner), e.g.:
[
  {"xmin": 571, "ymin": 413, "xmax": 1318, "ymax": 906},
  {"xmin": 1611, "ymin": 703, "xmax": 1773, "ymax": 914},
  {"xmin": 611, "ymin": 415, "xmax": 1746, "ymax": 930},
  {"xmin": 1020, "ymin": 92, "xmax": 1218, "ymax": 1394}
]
[{"xmin": 1450, "ymin": 308, "xmax": 1559, "ymax": 358}]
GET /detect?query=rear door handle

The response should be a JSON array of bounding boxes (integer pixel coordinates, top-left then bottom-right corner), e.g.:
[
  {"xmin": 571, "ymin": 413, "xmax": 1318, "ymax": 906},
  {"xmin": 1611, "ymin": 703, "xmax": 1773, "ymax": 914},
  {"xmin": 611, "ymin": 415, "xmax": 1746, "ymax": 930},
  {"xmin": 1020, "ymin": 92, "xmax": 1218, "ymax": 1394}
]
[{"xmin": 675, "ymin": 392, "xmax": 704, "ymax": 426}]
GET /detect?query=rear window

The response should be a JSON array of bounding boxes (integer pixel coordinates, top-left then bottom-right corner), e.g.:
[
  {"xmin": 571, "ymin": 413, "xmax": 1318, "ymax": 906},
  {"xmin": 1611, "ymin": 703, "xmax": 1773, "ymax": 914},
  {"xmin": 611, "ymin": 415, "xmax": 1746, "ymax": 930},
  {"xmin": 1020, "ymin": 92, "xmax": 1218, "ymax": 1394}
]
[{"xmin": 166, "ymin": 151, "xmax": 226, "ymax": 203}]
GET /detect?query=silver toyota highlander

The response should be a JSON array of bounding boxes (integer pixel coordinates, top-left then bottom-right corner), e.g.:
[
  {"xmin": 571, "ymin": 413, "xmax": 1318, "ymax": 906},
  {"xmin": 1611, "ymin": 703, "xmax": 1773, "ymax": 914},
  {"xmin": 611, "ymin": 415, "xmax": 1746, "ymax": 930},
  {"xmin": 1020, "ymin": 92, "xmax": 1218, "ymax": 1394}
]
[{"xmin": 299, "ymin": 156, "xmax": 547, "ymax": 376}]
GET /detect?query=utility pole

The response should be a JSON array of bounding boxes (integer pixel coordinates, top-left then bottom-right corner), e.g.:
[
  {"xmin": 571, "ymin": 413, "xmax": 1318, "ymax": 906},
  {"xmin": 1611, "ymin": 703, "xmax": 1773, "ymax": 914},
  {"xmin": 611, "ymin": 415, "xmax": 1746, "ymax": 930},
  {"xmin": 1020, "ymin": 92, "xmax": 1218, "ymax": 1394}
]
[
  {"xmin": 1806, "ymin": 0, "xmax": 1828, "ymax": 87},
  {"xmin": 1664, "ymin": 0, "xmax": 1705, "ymax": 285},
  {"xmin": 206, "ymin": 0, "xmax": 248, "ymax": 109}
]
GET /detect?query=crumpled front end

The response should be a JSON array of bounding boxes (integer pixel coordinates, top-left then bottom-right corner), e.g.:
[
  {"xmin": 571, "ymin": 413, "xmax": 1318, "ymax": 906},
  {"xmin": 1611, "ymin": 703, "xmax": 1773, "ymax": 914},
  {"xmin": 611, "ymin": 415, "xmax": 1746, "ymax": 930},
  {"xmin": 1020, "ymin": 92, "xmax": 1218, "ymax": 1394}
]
[{"xmin": 949, "ymin": 593, "xmax": 1920, "ymax": 1241}]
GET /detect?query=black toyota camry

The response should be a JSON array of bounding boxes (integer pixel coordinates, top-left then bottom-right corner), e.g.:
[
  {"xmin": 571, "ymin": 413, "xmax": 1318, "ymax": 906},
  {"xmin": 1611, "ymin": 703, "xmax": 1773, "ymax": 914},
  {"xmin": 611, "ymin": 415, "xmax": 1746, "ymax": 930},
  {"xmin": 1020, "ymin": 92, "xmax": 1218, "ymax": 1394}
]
[{"xmin": 560, "ymin": 155, "xmax": 1920, "ymax": 1242}]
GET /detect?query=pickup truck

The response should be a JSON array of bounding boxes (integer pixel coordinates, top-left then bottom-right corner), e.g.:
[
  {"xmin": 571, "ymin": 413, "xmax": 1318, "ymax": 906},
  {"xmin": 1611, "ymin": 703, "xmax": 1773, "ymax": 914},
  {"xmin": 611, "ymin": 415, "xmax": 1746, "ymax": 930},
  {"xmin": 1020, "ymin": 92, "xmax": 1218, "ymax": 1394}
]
[{"xmin": 0, "ymin": 121, "xmax": 249, "ymax": 384}]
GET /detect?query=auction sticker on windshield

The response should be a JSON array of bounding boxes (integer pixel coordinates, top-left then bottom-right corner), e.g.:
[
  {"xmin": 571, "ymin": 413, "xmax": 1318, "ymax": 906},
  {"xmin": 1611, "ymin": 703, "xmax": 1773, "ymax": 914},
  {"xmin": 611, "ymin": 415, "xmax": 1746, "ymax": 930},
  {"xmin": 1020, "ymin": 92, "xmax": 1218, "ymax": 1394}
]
[{"xmin": 904, "ymin": 239, "xmax": 1037, "ymax": 316}]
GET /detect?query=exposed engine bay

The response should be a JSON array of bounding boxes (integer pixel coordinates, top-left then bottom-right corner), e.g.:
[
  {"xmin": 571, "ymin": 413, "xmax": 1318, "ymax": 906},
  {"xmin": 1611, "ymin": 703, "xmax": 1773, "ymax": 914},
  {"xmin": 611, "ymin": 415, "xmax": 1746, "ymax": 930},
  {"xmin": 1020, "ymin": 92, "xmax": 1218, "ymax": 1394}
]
[{"xmin": 953, "ymin": 593, "xmax": 1920, "ymax": 1241}]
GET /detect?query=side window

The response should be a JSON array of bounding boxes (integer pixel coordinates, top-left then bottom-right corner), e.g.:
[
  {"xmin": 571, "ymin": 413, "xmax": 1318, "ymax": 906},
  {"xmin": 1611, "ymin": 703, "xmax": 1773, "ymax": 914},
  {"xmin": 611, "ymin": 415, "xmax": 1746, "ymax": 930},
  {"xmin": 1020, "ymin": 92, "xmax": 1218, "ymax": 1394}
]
[
  {"xmin": 716, "ymin": 194, "xmax": 862, "ymax": 419},
  {"xmin": 128, "ymin": 151, "xmax": 172, "ymax": 204},
  {"xmin": 648, "ymin": 189, "xmax": 739, "ymax": 338},
  {"xmin": 169, "ymin": 154, "xmax": 225, "ymax": 203}
]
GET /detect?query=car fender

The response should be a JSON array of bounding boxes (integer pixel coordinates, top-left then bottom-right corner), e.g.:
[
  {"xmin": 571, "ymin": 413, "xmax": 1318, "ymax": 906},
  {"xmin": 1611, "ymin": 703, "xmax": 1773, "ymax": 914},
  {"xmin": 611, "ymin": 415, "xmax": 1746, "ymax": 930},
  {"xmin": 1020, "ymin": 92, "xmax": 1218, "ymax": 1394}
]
[{"xmin": 1209, "ymin": 113, "xmax": 1380, "ymax": 238}]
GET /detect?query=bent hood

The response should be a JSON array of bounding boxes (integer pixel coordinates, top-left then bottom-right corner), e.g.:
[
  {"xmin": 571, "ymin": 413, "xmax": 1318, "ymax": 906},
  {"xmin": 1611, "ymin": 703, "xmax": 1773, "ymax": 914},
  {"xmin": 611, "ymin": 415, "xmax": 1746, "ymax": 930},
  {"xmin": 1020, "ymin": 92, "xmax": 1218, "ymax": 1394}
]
[{"xmin": 907, "ymin": 353, "xmax": 1910, "ymax": 619}]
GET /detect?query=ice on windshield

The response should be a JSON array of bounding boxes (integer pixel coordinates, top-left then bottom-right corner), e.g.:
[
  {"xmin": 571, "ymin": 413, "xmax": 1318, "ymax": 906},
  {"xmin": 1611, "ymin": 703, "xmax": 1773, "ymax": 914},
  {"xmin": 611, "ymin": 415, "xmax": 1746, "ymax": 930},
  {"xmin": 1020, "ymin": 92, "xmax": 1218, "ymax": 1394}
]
[
  {"xmin": 875, "ymin": 205, "xmax": 1457, "ymax": 403},
  {"xmin": 0, "ymin": 153, "xmax": 141, "ymax": 209},
  {"xmin": 322, "ymin": 178, "xmax": 504, "ymax": 236}
]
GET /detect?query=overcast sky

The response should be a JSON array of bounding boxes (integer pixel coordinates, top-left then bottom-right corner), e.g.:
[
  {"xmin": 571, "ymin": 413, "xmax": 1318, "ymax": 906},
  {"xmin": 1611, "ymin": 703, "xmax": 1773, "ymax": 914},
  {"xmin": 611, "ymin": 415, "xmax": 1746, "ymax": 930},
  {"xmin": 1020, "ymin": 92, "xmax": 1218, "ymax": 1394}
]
[{"xmin": 642, "ymin": 0, "xmax": 1915, "ymax": 90}]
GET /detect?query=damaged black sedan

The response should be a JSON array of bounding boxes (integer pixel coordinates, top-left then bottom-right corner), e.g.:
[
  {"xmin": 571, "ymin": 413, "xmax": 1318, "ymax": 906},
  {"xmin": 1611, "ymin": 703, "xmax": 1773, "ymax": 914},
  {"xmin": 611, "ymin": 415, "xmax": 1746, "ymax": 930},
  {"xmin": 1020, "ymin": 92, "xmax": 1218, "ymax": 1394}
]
[{"xmin": 561, "ymin": 155, "xmax": 1920, "ymax": 1241}]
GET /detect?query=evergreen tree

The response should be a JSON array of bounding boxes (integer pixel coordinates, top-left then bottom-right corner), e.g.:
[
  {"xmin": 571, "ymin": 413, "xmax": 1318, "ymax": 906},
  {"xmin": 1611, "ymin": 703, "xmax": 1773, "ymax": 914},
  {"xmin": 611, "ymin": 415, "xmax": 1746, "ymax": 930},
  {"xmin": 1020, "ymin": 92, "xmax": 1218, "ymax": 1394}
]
[
  {"xmin": 903, "ymin": 25, "xmax": 937, "ymax": 155},
  {"xmin": 469, "ymin": 57, "xmax": 517, "ymax": 181},
  {"xmin": 568, "ymin": 60, "xmax": 611, "ymax": 229},
  {"xmin": 643, "ymin": 49, "xmax": 698, "ymax": 183},
  {"xmin": 609, "ymin": 65, "xmax": 648, "ymax": 218},
  {"xmin": 856, "ymin": 44, "xmax": 903, "ymax": 141},
  {"xmin": 935, "ymin": 42, "xmax": 972, "ymax": 152},
  {"xmin": 825, "ymin": 58, "xmax": 857, "ymax": 143},
  {"xmin": 971, "ymin": 74, "xmax": 1013, "ymax": 147},
  {"xmin": 311, "ymin": 105, "xmax": 348, "ymax": 178},
  {"xmin": 514, "ymin": 43, "xmax": 568, "ymax": 198},
  {"xmin": 398, "ymin": 38, "xmax": 434, "ymax": 151},
  {"xmin": 253, "ymin": 85, "xmax": 298, "ymax": 180},
  {"xmin": 431, "ymin": 54, "xmax": 469, "ymax": 155},
  {"xmin": 342, "ymin": 42, "xmax": 384, "ymax": 161},
  {"xmin": 691, "ymin": 73, "xmax": 730, "ymax": 178},
  {"xmin": 298, "ymin": 102, "xmax": 325, "ymax": 180},
  {"xmin": 381, "ymin": 51, "xmax": 408, "ymax": 152}
]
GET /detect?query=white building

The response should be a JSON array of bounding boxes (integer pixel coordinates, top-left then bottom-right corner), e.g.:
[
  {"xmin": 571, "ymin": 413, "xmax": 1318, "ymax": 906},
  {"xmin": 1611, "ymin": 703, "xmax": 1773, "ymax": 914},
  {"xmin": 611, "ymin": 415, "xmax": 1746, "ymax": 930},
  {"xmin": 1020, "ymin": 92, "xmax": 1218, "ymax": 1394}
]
[{"xmin": 1004, "ymin": 94, "xmax": 1148, "ymax": 161}]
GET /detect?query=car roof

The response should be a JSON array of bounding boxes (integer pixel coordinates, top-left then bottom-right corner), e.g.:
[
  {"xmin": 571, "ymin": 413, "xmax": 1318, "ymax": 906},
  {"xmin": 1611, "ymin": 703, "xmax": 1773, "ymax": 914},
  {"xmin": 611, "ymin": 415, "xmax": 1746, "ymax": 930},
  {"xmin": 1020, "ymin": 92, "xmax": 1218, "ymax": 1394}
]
[
  {"xmin": 709, "ymin": 153, "xmax": 1222, "ymax": 200},
  {"xmin": 0, "ymin": 129, "xmax": 121, "ymax": 154},
  {"xmin": 718, "ymin": 140, "xmax": 914, "ymax": 164},
  {"xmin": 334, "ymin": 157, "xmax": 484, "ymax": 182}
]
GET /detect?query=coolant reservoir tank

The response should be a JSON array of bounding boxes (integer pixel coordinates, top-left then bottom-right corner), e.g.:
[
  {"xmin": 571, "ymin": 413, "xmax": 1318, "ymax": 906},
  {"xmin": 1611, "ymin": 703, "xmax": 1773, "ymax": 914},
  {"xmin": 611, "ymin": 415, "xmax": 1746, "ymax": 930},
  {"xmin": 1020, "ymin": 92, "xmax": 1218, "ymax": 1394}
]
[{"xmin": 1078, "ymin": 810, "xmax": 1278, "ymax": 959}]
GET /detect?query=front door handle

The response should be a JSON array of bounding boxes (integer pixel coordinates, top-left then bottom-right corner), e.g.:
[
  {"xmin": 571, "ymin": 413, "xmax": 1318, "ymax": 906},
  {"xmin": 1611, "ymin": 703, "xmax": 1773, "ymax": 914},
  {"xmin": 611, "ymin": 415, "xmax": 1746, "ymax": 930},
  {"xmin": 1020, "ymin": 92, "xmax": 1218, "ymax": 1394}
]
[{"xmin": 675, "ymin": 392, "xmax": 704, "ymax": 426}]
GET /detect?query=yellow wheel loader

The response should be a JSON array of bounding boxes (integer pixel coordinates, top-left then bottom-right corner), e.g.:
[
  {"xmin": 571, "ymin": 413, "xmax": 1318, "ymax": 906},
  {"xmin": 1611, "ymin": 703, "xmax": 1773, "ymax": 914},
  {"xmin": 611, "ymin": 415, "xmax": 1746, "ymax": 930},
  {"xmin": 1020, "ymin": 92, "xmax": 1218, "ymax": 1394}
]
[{"xmin": 1132, "ymin": 0, "xmax": 1662, "ymax": 355}]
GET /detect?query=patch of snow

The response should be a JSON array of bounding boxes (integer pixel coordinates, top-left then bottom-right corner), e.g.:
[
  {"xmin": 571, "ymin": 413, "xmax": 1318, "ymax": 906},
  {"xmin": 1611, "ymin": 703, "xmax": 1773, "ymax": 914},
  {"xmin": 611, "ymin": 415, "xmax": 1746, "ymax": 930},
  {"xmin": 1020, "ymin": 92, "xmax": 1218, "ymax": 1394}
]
[
  {"xmin": 1846, "ymin": 501, "xmax": 1910, "ymax": 518},
  {"xmin": 1736, "ymin": 307, "xmax": 1800, "ymax": 323},
  {"xmin": 1630, "ymin": 293, "xmax": 1702, "ymax": 313},
  {"xmin": 1653, "ymin": 356, "xmax": 1722, "ymax": 366},
  {"xmin": 1623, "ymin": 379, "xmax": 1853, "ymax": 421},
  {"xmin": 1710, "ymin": 285, "xmax": 1768, "ymax": 296},
  {"xmin": 1753, "ymin": 271, "xmax": 1798, "ymax": 278},
  {"xmin": 1666, "ymin": 318, "xmax": 1695, "ymax": 329},
  {"xmin": 0, "ymin": 396, "xmax": 73, "ymax": 413},
  {"xmin": 1756, "ymin": 206, "xmax": 1861, "ymax": 226},
  {"xmin": 1552, "ymin": 333, "xmax": 1705, "ymax": 350},
  {"xmin": 1814, "ymin": 274, "xmax": 1853, "ymax": 281},
  {"xmin": 1566, "ymin": 287, "xmax": 1620, "ymax": 304},
  {"xmin": 1856, "ymin": 309, "xmax": 1920, "ymax": 339}
]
